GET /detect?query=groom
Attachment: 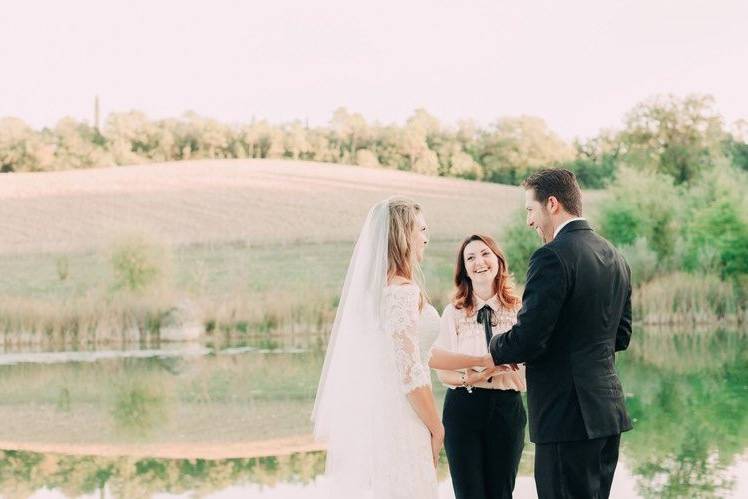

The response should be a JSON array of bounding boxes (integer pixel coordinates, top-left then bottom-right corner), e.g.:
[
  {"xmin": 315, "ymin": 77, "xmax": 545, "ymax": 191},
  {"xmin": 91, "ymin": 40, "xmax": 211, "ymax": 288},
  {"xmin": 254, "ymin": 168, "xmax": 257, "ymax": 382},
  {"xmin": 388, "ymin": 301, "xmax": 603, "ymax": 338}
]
[{"xmin": 489, "ymin": 169, "xmax": 632, "ymax": 499}]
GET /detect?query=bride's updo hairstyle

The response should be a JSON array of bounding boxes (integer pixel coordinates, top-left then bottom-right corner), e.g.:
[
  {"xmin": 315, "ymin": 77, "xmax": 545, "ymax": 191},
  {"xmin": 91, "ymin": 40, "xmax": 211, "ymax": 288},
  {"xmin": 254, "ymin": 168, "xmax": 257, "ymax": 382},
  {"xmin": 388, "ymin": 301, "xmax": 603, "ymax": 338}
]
[{"xmin": 387, "ymin": 196, "xmax": 427, "ymax": 304}]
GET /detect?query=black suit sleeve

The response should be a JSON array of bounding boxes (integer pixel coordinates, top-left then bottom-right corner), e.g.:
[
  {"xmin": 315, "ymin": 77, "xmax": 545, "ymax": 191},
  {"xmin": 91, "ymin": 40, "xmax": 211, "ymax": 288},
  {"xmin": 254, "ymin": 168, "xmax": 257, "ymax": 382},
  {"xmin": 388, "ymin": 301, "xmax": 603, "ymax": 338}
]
[
  {"xmin": 615, "ymin": 262, "xmax": 632, "ymax": 352},
  {"xmin": 489, "ymin": 246, "xmax": 568, "ymax": 365}
]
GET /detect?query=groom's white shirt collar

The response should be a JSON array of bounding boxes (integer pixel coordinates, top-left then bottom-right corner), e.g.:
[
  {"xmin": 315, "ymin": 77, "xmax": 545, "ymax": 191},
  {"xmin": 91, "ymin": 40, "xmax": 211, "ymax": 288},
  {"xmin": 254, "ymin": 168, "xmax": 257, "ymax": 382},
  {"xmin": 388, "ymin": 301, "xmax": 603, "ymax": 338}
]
[{"xmin": 553, "ymin": 217, "xmax": 586, "ymax": 239}]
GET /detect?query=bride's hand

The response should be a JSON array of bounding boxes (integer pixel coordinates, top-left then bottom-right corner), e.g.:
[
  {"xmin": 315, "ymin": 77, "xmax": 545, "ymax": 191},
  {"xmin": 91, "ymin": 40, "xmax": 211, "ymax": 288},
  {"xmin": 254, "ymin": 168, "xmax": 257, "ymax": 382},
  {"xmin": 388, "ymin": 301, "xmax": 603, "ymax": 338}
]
[
  {"xmin": 478, "ymin": 354, "xmax": 495, "ymax": 371},
  {"xmin": 430, "ymin": 425, "xmax": 444, "ymax": 469}
]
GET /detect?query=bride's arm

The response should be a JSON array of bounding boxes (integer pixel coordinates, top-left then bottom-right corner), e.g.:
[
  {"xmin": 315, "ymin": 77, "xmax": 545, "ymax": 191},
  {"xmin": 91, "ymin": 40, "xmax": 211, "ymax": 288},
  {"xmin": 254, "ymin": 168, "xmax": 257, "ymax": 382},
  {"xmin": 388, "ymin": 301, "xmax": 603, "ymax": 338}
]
[
  {"xmin": 388, "ymin": 285, "xmax": 444, "ymax": 441},
  {"xmin": 429, "ymin": 347, "xmax": 492, "ymax": 370},
  {"xmin": 406, "ymin": 386, "xmax": 444, "ymax": 437},
  {"xmin": 436, "ymin": 369, "xmax": 463, "ymax": 387},
  {"xmin": 406, "ymin": 386, "xmax": 444, "ymax": 469},
  {"xmin": 387, "ymin": 285, "xmax": 444, "ymax": 466}
]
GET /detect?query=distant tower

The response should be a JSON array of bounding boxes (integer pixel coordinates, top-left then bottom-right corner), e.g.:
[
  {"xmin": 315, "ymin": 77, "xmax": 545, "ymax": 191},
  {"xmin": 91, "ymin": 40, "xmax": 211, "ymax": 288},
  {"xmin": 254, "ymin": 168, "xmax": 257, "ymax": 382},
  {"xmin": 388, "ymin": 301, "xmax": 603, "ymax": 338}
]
[{"xmin": 94, "ymin": 95, "xmax": 100, "ymax": 131}]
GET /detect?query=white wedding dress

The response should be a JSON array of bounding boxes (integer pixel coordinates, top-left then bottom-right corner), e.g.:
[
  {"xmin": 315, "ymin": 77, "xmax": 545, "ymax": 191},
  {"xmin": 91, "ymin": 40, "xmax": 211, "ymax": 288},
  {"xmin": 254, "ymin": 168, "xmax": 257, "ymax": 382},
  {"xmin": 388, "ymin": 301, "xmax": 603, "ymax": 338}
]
[
  {"xmin": 312, "ymin": 199, "xmax": 440, "ymax": 499},
  {"xmin": 377, "ymin": 282, "xmax": 440, "ymax": 499}
]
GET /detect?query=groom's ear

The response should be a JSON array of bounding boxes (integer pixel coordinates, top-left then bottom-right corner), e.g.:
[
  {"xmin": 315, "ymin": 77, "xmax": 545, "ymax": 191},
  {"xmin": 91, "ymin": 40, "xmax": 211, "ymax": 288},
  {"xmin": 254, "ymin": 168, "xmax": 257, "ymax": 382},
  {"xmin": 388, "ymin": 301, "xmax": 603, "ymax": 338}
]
[{"xmin": 546, "ymin": 195, "xmax": 560, "ymax": 214}]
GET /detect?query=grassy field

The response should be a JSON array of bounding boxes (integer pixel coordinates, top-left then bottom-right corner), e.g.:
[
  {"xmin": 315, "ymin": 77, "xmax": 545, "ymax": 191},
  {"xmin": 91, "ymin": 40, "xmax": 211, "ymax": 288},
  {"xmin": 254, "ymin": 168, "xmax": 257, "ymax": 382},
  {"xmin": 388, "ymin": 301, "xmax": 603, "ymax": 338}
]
[
  {"xmin": 0, "ymin": 236, "xmax": 486, "ymax": 343},
  {"xmin": 3, "ymin": 159, "xmax": 575, "ymax": 342},
  {"xmin": 10, "ymin": 158, "xmax": 738, "ymax": 341}
]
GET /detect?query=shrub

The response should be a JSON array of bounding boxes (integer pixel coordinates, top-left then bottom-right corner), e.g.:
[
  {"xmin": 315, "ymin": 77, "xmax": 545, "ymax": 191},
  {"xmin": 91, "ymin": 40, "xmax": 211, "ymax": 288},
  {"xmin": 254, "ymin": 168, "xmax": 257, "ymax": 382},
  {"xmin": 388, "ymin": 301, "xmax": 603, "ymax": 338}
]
[
  {"xmin": 683, "ymin": 201, "xmax": 748, "ymax": 279},
  {"xmin": 563, "ymin": 156, "xmax": 617, "ymax": 189},
  {"xmin": 111, "ymin": 378, "xmax": 168, "ymax": 433},
  {"xmin": 600, "ymin": 167, "xmax": 681, "ymax": 262},
  {"xmin": 600, "ymin": 204, "xmax": 639, "ymax": 247},
  {"xmin": 109, "ymin": 234, "xmax": 172, "ymax": 294},
  {"xmin": 501, "ymin": 209, "xmax": 541, "ymax": 283},
  {"xmin": 619, "ymin": 238, "xmax": 658, "ymax": 286}
]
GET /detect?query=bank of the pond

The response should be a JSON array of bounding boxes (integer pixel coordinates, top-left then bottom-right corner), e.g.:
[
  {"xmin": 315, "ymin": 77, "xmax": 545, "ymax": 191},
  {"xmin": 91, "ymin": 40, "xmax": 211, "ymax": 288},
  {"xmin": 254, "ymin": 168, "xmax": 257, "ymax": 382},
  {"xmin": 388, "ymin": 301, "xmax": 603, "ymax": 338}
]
[
  {"xmin": 2, "ymin": 302, "xmax": 744, "ymax": 348},
  {"xmin": 0, "ymin": 436, "xmax": 324, "ymax": 460}
]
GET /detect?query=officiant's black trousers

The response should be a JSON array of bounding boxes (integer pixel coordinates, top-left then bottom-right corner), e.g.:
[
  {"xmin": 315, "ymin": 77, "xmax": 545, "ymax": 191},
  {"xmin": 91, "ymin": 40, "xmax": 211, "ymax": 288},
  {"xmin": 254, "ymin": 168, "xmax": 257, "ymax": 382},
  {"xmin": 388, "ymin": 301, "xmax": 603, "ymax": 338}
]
[
  {"xmin": 443, "ymin": 387, "xmax": 526, "ymax": 499},
  {"xmin": 534, "ymin": 434, "xmax": 620, "ymax": 499}
]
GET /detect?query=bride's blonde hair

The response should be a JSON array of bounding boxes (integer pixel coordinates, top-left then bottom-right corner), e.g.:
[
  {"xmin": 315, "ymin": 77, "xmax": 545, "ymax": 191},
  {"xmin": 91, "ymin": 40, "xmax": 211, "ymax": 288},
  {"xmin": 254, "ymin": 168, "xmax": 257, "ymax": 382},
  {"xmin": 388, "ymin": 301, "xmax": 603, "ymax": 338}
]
[{"xmin": 387, "ymin": 196, "xmax": 428, "ymax": 307}]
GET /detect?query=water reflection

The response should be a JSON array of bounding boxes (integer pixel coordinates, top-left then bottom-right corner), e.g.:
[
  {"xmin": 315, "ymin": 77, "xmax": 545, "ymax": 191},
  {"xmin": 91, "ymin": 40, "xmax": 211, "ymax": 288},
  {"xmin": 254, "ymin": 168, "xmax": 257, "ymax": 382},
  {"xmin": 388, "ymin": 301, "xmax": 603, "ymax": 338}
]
[
  {"xmin": 0, "ymin": 329, "xmax": 745, "ymax": 498},
  {"xmin": 110, "ymin": 379, "xmax": 169, "ymax": 435},
  {"xmin": 0, "ymin": 450, "xmax": 327, "ymax": 497},
  {"xmin": 618, "ymin": 329, "xmax": 748, "ymax": 498}
]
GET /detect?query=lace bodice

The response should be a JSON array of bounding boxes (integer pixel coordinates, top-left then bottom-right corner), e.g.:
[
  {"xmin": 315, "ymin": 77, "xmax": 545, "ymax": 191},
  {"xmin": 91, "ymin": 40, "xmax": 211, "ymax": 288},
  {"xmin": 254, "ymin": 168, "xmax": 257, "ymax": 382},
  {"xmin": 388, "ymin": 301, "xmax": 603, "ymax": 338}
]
[{"xmin": 382, "ymin": 283, "xmax": 439, "ymax": 394}]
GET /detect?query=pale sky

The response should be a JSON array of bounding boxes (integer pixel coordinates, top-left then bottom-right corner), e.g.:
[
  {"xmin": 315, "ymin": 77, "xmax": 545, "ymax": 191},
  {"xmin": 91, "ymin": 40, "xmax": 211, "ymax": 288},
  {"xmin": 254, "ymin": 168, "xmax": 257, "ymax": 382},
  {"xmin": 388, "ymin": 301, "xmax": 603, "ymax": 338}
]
[{"xmin": 1, "ymin": 0, "xmax": 746, "ymax": 141}]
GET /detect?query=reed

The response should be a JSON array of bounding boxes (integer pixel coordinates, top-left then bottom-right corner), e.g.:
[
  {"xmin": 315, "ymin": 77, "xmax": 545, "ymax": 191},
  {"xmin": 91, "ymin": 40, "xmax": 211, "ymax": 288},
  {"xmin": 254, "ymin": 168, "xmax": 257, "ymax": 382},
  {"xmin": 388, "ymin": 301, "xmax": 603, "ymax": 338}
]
[
  {"xmin": 0, "ymin": 293, "xmax": 175, "ymax": 348},
  {"xmin": 634, "ymin": 272, "xmax": 746, "ymax": 326},
  {"xmin": 2, "ymin": 268, "xmax": 744, "ymax": 345}
]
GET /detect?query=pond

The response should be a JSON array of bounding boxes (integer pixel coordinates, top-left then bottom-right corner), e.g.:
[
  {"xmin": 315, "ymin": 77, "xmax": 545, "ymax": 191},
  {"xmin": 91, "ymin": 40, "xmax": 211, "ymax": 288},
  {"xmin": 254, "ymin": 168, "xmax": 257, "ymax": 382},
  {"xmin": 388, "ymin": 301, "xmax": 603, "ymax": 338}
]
[{"xmin": 0, "ymin": 329, "xmax": 745, "ymax": 498}]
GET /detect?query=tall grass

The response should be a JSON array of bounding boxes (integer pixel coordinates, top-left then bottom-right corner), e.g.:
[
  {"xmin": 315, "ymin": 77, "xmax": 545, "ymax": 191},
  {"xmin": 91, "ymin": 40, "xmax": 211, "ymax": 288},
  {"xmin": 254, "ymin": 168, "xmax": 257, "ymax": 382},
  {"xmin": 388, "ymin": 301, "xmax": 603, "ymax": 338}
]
[
  {"xmin": 0, "ymin": 294, "xmax": 174, "ymax": 348},
  {"xmin": 635, "ymin": 272, "xmax": 746, "ymax": 325},
  {"xmin": 1, "ymin": 240, "xmax": 745, "ymax": 346},
  {"xmin": 0, "ymin": 234, "xmax": 177, "ymax": 347},
  {"xmin": 0, "ymin": 238, "xmax": 462, "ymax": 344}
]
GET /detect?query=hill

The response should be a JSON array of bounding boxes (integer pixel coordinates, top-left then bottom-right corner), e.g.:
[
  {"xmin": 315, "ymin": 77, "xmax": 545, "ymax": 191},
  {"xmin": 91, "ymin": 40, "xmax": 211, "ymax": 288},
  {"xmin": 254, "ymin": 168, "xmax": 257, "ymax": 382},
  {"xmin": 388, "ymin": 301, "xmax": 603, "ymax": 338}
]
[{"xmin": 0, "ymin": 159, "xmax": 601, "ymax": 255}]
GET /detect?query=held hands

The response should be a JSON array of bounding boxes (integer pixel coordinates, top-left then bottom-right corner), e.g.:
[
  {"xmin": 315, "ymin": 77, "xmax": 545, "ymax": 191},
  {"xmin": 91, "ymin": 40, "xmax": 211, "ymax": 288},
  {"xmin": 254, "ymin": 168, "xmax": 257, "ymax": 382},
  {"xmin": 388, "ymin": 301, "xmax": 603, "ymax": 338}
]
[
  {"xmin": 465, "ymin": 355, "xmax": 521, "ymax": 385},
  {"xmin": 477, "ymin": 354, "xmax": 520, "ymax": 375},
  {"xmin": 465, "ymin": 367, "xmax": 499, "ymax": 385}
]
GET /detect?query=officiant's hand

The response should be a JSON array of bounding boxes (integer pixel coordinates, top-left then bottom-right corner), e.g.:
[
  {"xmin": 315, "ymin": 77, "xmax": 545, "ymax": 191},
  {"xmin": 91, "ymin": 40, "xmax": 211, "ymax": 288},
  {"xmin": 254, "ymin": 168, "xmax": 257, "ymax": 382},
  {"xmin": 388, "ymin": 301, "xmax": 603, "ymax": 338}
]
[{"xmin": 431, "ymin": 425, "xmax": 445, "ymax": 469}]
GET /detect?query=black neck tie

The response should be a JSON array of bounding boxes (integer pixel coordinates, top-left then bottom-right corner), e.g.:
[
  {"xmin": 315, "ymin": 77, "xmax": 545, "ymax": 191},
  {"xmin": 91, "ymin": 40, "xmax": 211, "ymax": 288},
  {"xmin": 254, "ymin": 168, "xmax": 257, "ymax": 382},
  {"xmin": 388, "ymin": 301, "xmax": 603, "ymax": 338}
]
[{"xmin": 477, "ymin": 304, "xmax": 494, "ymax": 382}]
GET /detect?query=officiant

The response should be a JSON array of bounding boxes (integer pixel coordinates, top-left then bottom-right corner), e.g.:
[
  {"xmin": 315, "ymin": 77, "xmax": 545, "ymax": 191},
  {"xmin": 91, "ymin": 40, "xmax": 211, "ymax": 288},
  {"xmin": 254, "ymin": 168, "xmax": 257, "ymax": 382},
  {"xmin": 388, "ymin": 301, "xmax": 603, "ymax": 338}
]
[{"xmin": 429, "ymin": 234, "xmax": 527, "ymax": 499}]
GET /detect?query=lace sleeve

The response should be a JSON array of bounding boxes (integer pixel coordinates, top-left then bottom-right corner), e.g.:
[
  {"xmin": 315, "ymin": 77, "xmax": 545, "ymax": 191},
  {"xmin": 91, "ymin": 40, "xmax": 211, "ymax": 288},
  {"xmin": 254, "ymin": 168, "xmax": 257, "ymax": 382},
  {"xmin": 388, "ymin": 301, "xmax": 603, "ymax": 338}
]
[{"xmin": 384, "ymin": 284, "xmax": 431, "ymax": 394}]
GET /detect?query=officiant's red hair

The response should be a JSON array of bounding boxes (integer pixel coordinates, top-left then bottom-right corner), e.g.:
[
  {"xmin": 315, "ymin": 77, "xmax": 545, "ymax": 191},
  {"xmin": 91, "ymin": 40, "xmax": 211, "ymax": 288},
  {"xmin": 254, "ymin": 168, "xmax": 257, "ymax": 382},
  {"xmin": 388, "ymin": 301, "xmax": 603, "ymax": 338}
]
[{"xmin": 453, "ymin": 234, "xmax": 520, "ymax": 315}]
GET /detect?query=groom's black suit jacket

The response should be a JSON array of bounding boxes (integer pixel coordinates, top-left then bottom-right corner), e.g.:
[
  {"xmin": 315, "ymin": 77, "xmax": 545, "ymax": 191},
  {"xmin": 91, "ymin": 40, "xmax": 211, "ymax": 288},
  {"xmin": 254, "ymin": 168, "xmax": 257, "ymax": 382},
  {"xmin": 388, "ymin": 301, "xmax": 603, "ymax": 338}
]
[{"xmin": 490, "ymin": 220, "xmax": 633, "ymax": 444}]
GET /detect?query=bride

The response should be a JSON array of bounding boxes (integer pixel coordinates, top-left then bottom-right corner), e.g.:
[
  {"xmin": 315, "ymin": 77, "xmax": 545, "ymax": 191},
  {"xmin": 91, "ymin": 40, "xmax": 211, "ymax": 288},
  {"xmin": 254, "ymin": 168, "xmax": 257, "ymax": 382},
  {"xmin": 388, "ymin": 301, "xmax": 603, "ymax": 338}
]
[{"xmin": 312, "ymin": 197, "xmax": 493, "ymax": 498}]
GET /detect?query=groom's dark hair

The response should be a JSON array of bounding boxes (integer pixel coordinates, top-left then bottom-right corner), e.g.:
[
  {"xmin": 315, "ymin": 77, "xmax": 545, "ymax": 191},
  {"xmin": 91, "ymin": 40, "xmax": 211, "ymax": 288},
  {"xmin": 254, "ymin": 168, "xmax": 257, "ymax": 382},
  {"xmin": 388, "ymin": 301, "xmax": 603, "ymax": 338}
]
[{"xmin": 523, "ymin": 169, "xmax": 583, "ymax": 216}]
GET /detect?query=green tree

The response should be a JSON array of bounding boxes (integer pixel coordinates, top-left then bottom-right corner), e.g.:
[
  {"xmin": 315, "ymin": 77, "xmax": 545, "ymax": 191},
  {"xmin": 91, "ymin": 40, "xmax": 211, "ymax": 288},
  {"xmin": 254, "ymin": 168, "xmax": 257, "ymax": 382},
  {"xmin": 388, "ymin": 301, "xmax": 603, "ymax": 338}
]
[
  {"xmin": 563, "ymin": 133, "xmax": 620, "ymax": 188},
  {"xmin": 51, "ymin": 117, "xmax": 112, "ymax": 170},
  {"xmin": 0, "ymin": 117, "xmax": 53, "ymax": 172},
  {"xmin": 619, "ymin": 94, "xmax": 725, "ymax": 184},
  {"xmin": 478, "ymin": 116, "xmax": 575, "ymax": 184},
  {"xmin": 683, "ymin": 201, "xmax": 748, "ymax": 279},
  {"xmin": 501, "ymin": 208, "xmax": 542, "ymax": 283},
  {"xmin": 599, "ymin": 168, "xmax": 681, "ymax": 263},
  {"xmin": 330, "ymin": 107, "xmax": 370, "ymax": 162},
  {"xmin": 724, "ymin": 120, "xmax": 748, "ymax": 171}
]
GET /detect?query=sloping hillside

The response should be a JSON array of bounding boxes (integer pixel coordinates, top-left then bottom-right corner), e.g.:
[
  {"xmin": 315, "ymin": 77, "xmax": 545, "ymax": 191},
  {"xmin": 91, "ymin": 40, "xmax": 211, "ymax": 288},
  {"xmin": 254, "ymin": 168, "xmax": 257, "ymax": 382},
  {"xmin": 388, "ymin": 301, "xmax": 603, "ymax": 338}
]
[{"xmin": 0, "ymin": 159, "xmax": 545, "ymax": 254}]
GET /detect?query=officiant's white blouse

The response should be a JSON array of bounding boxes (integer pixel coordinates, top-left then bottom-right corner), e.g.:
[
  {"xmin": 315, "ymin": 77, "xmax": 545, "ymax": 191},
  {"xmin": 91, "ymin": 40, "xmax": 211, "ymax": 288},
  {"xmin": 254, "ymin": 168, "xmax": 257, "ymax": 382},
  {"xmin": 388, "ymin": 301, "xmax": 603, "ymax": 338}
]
[{"xmin": 432, "ymin": 294, "xmax": 526, "ymax": 392}]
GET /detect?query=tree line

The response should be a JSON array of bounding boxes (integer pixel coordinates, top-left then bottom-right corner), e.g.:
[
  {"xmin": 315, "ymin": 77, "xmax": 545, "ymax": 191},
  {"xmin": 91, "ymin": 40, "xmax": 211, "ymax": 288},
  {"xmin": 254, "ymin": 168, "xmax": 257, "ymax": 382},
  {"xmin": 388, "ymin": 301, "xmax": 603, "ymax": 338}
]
[{"xmin": 2, "ymin": 94, "xmax": 746, "ymax": 189}]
